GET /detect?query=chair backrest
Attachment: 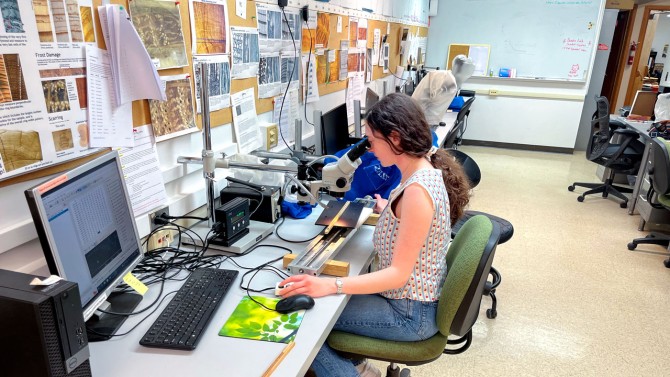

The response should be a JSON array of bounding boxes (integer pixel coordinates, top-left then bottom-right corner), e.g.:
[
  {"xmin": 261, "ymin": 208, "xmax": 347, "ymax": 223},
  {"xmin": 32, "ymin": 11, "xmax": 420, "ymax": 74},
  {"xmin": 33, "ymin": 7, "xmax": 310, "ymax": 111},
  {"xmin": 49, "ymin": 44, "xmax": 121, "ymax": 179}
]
[
  {"xmin": 447, "ymin": 149, "xmax": 481, "ymax": 188},
  {"xmin": 443, "ymin": 97, "xmax": 475, "ymax": 149},
  {"xmin": 586, "ymin": 96, "xmax": 613, "ymax": 161},
  {"xmin": 436, "ymin": 215, "xmax": 499, "ymax": 337},
  {"xmin": 650, "ymin": 138, "xmax": 670, "ymax": 195}
]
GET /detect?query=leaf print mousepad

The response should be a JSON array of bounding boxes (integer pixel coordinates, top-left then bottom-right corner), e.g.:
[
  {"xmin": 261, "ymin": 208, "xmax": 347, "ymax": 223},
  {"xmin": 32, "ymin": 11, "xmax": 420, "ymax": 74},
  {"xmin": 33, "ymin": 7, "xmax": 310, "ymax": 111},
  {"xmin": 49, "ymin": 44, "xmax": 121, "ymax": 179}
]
[{"xmin": 219, "ymin": 296, "xmax": 305, "ymax": 343}]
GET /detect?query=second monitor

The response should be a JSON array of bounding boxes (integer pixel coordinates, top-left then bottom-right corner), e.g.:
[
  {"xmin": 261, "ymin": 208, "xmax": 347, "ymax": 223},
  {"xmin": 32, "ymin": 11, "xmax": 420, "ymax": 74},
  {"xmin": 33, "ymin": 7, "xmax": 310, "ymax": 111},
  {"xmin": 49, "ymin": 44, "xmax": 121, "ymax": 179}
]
[{"xmin": 630, "ymin": 90, "xmax": 657, "ymax": 119}]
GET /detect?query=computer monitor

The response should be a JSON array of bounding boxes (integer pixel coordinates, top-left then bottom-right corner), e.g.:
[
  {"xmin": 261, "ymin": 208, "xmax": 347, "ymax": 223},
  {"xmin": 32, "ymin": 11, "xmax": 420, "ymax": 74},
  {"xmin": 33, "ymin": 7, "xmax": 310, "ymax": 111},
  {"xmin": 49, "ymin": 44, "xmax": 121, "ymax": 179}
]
[
  {"xmin": 365, "ymin": 88, "xmax": 380, "ymax": 110},
  {"xmin": 630, "ymin": 90, "xmax": 657, "ymax": 119},
  {"xmin": 25, "ymin": 151, "xmax": 144, "ymax": 341},
  {"xmin": 320, "ymin": 103, "xmax": 353, "ymax": 155}
]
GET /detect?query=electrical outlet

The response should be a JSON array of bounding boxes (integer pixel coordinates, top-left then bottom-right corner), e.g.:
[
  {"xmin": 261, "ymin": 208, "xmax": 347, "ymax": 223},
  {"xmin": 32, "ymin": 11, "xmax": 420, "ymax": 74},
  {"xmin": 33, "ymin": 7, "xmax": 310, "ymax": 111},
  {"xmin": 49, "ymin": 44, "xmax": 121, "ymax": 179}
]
[
  {"xmin": 147, "ymin": 230, "xmax": 174, "ymax": 251},
  {"xmin": 149, "ymin": 206, "xmax": 170, "ymax": 231},
  {"xmin": 259, "ymin": 123, "xmax": 279, "ymax": 150},
  {"xmin": 488, "ymin": 89, "xmax": 499, "ymax": 96}
]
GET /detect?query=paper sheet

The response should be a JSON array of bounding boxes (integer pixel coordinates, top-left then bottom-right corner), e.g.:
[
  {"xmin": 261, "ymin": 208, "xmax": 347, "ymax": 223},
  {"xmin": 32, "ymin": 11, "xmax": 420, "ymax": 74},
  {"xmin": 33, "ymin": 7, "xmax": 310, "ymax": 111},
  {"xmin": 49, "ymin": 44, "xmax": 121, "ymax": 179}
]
[
  {"xmin": 337, "ymin": 16, "xmax": 343, "ymax": 33},
  {"xmin": 280, "ymin": 52, "xmax": 300, "ymax": 93},
  {"xmin": 189, "ymin": 0, "xmax": 229, "ymax": 55},
  {"xmin": 346, "ymin": 73, "xmax": 364, "ymax": 125},
  {"xmin": 273, "ymin": 90, "xmax": 298, "ymax": 145},
  {"xmin": 231, "ymin": 88, "xmax": 262, "ymax": 153},
  {"xmin": 258, "ymin": 53, "xmax": 282, "ymax": 99},
  {"xmin": 372, "ymin": 29, "xmax": 381, "ymax": 65},
  {"xmin": 230, "ymin": 26, "xmax": 260, "ymax": 79},
  {"xmin": 236, "ymin": 0, "xmax": 246, "ymax": 19},
  {"xmin": 114, "ymin": 125, "xmax": 168, "ymax": 216},
  {"xmin": 97, "ymin": 5, "xmax": 165, "ymax": 105},
  {"xmin": 85, "ymin": 46, "xmax": 133, "ymax": 148},
  {"xmin": 193, "ymin": 55, "xmax": 232, "ymax": 112},
  {"xmin": 302, "ymin": 53, "xmax": 320, "ymax": 104}
]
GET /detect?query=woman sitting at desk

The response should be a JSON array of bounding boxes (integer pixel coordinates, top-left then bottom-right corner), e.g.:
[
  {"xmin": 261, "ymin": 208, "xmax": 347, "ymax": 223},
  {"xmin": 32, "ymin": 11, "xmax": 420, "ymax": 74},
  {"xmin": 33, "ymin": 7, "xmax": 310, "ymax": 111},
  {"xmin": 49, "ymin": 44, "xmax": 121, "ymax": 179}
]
[{"xmin": 279, "ymin": 93, "xmax": 471, "ymax": 377}]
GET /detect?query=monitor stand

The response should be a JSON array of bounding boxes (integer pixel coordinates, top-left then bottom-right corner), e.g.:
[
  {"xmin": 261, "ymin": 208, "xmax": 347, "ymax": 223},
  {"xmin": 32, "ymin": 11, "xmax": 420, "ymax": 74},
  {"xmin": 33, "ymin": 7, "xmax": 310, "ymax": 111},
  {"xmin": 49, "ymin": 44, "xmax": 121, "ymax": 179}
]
[{"xmin": 86, "ymin": 292, "xmax": 142, "ymax": 342}]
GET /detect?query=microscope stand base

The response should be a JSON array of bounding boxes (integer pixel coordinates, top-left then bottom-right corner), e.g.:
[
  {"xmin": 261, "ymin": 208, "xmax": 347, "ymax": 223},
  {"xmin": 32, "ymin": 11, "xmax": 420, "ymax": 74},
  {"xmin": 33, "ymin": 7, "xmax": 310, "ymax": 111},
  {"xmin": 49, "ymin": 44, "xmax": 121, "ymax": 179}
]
[{"xmin": 184, "ymin": 220, "xmax": 275, "ymax": 254}]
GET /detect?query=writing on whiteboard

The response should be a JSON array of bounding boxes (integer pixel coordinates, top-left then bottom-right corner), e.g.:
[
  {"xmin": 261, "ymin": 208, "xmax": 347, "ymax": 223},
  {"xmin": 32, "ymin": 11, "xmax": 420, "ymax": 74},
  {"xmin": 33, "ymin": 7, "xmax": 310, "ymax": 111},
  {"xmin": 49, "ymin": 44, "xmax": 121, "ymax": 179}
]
[
  {"xmin": 568, "ymin": 64, "xmax": 580, "ymax": 78},
  {"xmin": 562, "ymin": 38, "xmax": 592, "ymax": 53}
]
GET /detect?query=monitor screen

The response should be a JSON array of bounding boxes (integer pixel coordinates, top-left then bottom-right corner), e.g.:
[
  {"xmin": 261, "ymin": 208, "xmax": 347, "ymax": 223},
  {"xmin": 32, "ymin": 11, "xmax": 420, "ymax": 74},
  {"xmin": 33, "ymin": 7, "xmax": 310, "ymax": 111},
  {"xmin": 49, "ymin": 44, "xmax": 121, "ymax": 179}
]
[
  {"xmin": 365, "ymin": 88, "xmax": 380, "ymax": 110},
  {"xmin": 630, "ymin": 90, "xmax": 657, "ymax": 119},
  {"xmin": 321, "ymin": 103, "xmax": 352, "ymax": 155},
  {"xmin": 25, "ymin": 151, "xmax": 143, "ymax": 324}
]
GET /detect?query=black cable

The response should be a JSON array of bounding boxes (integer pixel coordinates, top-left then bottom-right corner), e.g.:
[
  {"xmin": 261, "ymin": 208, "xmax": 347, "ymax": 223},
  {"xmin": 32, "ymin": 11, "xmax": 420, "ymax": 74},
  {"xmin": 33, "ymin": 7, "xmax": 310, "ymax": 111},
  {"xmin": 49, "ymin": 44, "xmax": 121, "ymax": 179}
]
[
  {"xmin": 161, "ymin": 214, "xmax": 208, "ymax": 221},
  {"xmin": 278, "ymin": 7, "xmax": 299, "ymax": 150},
  {"xmin": 86, "ymin": 291, "xmax": 178, "ymax": 338},
  {"xmin": 275, "ymin": 217, "xmax": 321, "ymax": 243},
  {"xmin": 232, "ymin": 244, "xmax": 294, "ymax": 311}
]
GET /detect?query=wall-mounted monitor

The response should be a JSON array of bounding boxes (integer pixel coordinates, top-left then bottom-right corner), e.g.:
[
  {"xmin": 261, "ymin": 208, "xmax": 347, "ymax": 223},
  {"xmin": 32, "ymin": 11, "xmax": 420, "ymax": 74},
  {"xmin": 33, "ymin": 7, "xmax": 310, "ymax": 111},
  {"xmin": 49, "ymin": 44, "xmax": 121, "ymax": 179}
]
[{"xmin": 25, "ymin": 151, "xmax": 144, "ymax": 341}]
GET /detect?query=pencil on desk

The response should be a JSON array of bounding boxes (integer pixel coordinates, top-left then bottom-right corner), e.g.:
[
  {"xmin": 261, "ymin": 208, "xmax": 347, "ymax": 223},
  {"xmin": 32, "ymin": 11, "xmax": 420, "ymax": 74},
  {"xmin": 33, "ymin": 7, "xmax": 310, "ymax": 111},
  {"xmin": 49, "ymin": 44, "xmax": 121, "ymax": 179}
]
[{"xmin": 262, "ymin": 341, "xmax": 296, "ymax": 377}]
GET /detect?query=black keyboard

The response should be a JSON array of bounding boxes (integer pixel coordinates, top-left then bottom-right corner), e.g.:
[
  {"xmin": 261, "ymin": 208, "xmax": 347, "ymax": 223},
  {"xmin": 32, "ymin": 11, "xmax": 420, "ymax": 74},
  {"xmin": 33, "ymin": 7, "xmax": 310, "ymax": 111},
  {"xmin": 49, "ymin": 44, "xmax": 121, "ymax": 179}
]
[{"xmin": 140, "ymin": 268, "xmax": 238, "ymax": 350}]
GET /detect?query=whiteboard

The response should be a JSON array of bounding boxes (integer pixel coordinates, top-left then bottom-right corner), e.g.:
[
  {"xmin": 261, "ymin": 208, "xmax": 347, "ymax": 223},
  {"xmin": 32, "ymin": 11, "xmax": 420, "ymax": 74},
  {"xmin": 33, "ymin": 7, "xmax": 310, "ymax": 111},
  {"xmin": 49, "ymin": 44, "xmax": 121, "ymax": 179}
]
[{"xmin": 438, "ymin": 0, "xmax": 605, "ymax": 81}]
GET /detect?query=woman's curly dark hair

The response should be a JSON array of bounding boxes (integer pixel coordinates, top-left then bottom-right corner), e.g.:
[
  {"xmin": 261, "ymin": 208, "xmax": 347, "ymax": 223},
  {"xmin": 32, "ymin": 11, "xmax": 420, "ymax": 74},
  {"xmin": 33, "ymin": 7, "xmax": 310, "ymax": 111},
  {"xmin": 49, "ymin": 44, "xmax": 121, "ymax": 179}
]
[{"xmin": 365, "ymin": 93, "xmax": 471, "ymax": 223}]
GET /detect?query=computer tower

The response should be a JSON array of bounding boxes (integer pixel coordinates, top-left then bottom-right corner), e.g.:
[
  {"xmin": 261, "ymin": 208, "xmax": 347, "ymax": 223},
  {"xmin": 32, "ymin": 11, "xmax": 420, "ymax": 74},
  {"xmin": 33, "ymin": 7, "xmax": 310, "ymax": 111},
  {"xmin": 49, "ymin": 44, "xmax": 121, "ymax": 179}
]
[{"xmin": 0, "ymin": 268, "xmax": 92, "ymax": 377}]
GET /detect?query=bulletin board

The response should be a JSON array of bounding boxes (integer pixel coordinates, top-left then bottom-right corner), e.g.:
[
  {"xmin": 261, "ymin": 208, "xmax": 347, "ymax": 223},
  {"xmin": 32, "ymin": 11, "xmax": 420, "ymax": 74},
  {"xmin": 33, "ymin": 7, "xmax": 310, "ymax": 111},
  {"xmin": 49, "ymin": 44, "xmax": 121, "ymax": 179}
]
[
  {"xmin": 0, "ymin": 0, "xmax": 272, "ymax": 188},
  {"xmin": 0, "ymin": 0, "xmax": 427, "ymax": 188},
  {"xmin": 316, "ymin": 13, "xmax": 350, "ymax": 97}
]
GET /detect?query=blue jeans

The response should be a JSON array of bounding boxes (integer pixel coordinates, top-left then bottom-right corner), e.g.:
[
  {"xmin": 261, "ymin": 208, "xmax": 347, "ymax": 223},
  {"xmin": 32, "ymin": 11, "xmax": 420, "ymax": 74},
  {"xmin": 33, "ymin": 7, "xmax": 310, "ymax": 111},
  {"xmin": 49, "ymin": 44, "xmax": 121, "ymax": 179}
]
[{"xmin": 310, "ymin": 294, "xmax": 439, "ymax": 377}]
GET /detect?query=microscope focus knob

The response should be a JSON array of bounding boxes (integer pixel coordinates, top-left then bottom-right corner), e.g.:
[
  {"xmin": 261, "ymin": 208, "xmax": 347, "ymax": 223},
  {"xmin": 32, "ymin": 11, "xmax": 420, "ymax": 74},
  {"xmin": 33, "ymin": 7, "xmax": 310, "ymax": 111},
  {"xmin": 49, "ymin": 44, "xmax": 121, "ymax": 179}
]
[{"xmin": 336, "ymin": 177, "xmax": 348, "ymax": 189}]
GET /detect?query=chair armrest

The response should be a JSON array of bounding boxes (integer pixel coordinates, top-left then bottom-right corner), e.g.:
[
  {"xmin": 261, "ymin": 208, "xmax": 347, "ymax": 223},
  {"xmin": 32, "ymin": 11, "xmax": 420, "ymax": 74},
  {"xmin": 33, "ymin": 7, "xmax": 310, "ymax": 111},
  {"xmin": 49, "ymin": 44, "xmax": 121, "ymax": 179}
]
[
  {"xmin": 604, "ymin": 130, "xmax": 641, "ymax": 166},
  {"xmin": 612, "ymin": 128, "xmax": 640, "ymax": 140}
]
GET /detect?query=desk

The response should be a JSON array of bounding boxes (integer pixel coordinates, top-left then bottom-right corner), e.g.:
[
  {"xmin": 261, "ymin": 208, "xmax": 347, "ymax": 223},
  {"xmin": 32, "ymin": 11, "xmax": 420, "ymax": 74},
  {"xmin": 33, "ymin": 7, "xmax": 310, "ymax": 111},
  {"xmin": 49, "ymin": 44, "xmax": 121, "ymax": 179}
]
[
  {"xmin": 89, "ymin": 212, "xmax": 376, "ymax": 377},
  {"xmin": 434, "ymin": 111, "xmax": 459, "ymax": 147},
  {"xmin": 612, "ymin": 116, "xmax": 670, "ymax": 230}
]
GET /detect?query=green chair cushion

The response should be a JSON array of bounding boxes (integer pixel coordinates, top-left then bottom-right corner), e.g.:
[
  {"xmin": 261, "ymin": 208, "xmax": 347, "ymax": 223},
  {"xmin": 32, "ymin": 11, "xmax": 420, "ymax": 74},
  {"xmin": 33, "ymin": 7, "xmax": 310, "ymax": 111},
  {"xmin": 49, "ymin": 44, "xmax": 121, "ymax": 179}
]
[
  {"xmin": 327, "ymin": 330, "xmax": 449, "ymax": 363},
  {"xmin": 658, "ymin": 193, "xmax": 670, "ymax": 208}
]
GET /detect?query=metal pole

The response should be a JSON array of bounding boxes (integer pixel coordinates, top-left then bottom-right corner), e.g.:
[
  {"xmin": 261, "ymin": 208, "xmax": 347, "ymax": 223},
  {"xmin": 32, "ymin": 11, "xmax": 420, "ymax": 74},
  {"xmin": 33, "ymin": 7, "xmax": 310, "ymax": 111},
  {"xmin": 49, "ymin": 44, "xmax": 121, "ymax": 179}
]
[
  {"xmin": 354, "ymin": 100, "xmax": 362, "ymax": 138},
  {"xmin": 314, "ymin": 110, "xmax": 323, "ymax": 155},
  {"xmin": 199, "ymin": 63, "xmax": 216, "ymax": 227},
  {"xmin": 295, "ymin": 118, "xmax": 303, "ymax": 151}
]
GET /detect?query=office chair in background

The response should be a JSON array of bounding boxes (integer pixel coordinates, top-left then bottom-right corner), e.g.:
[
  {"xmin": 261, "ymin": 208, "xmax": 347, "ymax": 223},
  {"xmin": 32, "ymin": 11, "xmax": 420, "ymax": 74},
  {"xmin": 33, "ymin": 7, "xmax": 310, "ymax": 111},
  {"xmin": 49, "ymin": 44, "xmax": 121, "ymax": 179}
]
[
  {"xmin": 627, "ymin": 137, "xmax": 670, "ymax": 268},
  {"xmin": 448, "ymin": 149, "xmax": 514, "ymax": 319},
  {"xmin": 327, "ymin": 215, "xmax": 500, "ymax": 377},
  {"xmin": 568, "ymin": 96, "xmax": 645, "ymax": 208},
  {"xmin": 443, "ymin": 96, "xmax": 475, "ymax": 149}
]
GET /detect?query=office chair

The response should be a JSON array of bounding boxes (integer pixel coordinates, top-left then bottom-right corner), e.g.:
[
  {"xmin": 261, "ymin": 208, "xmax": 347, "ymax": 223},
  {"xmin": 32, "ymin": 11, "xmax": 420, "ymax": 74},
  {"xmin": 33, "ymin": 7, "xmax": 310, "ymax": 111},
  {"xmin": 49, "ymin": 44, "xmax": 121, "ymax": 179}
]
[
  {"xmin": 568, "ymin": 96, "xmax": 645, "ymax": 208},
  {"xmin": 448, "ymin": 149, "xmax": 514, "ymax": 319},
  {"xmin": 327, "ymin": 215, "xmax": 500, "ymax": 377},
  {"xmin": 627, "ymin": 137, "xmax": 670, "ymax": 268},
  {"xmin": 443, "ymin": 97, "xmax": 475, "ymax": 149}
]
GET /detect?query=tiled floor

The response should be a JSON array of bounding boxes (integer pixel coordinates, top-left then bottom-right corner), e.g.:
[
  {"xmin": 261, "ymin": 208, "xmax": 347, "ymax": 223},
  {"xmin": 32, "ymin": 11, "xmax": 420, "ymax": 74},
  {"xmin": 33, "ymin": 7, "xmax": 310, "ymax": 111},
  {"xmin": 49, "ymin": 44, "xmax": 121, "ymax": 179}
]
[{"xmin": 370, "ymin": 146, "xmax": 670, "ymax": 377}]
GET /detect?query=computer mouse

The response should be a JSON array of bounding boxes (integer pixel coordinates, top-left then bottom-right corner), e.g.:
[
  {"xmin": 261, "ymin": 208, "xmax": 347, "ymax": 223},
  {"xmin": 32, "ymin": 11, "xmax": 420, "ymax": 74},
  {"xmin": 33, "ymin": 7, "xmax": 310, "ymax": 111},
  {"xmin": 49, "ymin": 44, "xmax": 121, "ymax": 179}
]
[{"xmin": 275, "ymin": 294, "xmax": 315, "ymax": 314}]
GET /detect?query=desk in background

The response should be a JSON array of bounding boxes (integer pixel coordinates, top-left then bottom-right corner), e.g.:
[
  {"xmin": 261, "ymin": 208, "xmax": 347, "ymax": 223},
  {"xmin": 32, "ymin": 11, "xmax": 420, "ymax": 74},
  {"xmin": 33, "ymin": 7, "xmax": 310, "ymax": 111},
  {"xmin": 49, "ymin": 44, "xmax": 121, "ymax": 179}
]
[
  {"xmin": 89, "ymin": 212, "xmax": 376, "ymax": 377},
  {"xmin": 434, "ymin": 111, "xmax": 459, "ymax": 147},
  {"xmin": 614, "ymin": 116, "xmax": 670, "ymax": 230}
]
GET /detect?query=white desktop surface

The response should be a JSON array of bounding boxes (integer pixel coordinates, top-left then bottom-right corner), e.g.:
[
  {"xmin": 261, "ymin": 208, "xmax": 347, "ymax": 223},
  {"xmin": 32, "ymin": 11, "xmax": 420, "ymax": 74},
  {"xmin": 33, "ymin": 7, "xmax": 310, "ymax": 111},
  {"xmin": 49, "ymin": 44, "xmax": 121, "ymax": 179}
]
[
  {"xmin": 433, "ymin": 111, "xmax": 459, "ymax": 146},
  {"xmin": 89, "ymin": 211, "xmax": 376, "ymax": 377}
]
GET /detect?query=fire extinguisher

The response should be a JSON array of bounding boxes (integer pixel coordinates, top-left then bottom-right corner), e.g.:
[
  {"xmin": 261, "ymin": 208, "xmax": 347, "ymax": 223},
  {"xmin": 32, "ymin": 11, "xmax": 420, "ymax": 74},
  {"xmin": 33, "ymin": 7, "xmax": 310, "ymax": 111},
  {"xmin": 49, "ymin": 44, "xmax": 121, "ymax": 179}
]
[{"xmin": 628, "ymin": 42, "xmax": 637, "ymax": 65}]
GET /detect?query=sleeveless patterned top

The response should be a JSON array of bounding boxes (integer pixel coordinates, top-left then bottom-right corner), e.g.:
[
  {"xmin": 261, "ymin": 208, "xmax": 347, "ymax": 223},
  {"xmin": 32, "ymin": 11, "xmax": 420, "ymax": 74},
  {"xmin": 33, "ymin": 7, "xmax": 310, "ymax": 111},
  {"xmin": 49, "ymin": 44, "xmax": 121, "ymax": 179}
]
[{"xmin": 373, "ymin": 168, "xmax": 451, "ymax": 302}]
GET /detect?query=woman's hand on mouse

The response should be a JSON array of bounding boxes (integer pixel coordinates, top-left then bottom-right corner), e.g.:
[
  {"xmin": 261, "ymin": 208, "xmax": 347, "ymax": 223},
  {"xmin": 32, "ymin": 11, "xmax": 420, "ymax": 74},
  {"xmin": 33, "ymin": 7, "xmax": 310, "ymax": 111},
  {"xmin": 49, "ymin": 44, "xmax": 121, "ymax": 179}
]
[{"xmin": 279, "ymin": 275, "xmax": 336, "ymax": 298}]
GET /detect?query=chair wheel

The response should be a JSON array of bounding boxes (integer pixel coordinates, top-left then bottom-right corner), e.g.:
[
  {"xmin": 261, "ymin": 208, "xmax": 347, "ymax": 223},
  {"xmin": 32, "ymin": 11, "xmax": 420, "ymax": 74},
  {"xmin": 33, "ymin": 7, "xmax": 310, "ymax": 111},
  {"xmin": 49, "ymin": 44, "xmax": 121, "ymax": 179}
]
[
  {"xmin": 664, "ymin": 259, "xmax": 670, "ymax": 268},
  {"xmin": 627, "ymin": 242, "xmax": 637, "ymax": 250},
  {"xmin": 577, "ymin": 196, "xmax": 584, "ymax": 202},
  {"xmin": 568, "ymin": 185, "xmax": 575, "ymax": 191},
  {"xmin": 486, "ymin": 308, "xmax": 497, "ymax": 319},
  {"xmin": 620, "ymin": 201, "xmax": 628, "ymax": 209},
  {"xmin": 400, "ymin": 369, "xmax": 411, "ymax": 377}
]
